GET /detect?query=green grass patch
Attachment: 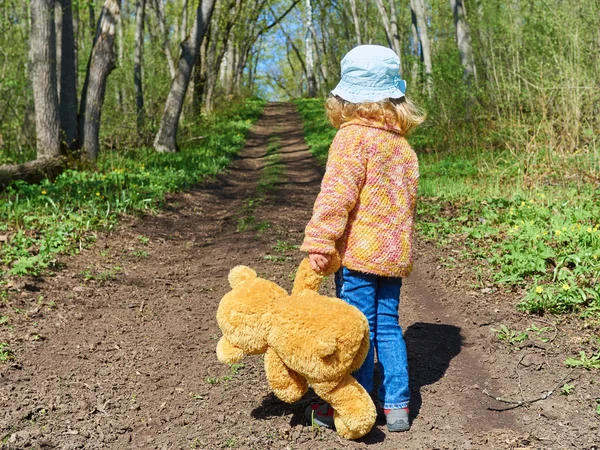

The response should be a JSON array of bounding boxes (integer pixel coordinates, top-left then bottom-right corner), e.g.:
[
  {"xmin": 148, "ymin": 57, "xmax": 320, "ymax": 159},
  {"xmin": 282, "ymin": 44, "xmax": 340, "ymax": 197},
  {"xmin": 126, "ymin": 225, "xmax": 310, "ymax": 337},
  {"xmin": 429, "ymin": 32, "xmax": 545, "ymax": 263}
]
[
  {"xmin": 293, "ymin": 99, "xmax": 336, "ymax": 163},
  {"xmin": 293, "ymin": 98, "xmax": 600, "ymax": 319},
  {"xmin": 0, "ymin": 98, "xmax": 266, "ymax": 278}
]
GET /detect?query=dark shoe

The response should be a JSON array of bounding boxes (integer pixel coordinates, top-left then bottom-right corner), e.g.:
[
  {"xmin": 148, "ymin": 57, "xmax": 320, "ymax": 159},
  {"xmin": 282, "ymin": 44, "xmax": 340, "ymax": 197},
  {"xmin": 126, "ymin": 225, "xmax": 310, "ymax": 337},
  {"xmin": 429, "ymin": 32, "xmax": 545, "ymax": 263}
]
[{"xmin": 305, "ymin": 403, "xmax": 334, "ymax": 429}]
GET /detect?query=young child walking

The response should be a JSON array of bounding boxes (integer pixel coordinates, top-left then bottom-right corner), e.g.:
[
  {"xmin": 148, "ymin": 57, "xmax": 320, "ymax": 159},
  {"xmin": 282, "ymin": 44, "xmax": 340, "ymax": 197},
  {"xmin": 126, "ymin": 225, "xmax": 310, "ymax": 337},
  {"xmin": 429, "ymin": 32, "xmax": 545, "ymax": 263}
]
[{"xmin": 300, "ymin": 45, "xmax": 425, "ymax": 433}]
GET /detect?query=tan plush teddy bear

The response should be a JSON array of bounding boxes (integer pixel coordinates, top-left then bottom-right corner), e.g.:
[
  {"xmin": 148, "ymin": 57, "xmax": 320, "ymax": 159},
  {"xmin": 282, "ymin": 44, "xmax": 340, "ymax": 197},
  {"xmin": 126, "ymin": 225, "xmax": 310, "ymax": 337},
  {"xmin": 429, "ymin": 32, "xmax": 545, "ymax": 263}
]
[{"xmin": 215, "ymin": 255, "xmax": 377, "ymax": 439}]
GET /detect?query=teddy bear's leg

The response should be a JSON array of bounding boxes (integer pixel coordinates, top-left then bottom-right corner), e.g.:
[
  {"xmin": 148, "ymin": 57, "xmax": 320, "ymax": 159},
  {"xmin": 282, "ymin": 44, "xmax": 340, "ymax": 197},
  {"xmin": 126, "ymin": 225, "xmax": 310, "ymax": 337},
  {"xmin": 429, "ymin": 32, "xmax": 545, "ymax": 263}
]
[
  {"xmin": 264, "ymin": 348, "xmax": 308, "ymax": 403},
  {"xmin": 311, "ymin": 375, "xmax": 376, "ymax": 440}
]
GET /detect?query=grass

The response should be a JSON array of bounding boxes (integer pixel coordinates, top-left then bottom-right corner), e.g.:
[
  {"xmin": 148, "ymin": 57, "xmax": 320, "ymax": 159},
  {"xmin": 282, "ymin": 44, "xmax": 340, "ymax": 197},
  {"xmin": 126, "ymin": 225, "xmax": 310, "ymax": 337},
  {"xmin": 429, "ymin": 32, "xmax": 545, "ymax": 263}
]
[{"xmin": 0, "ymin": 98, "xmax": 265, "ymax": 280}]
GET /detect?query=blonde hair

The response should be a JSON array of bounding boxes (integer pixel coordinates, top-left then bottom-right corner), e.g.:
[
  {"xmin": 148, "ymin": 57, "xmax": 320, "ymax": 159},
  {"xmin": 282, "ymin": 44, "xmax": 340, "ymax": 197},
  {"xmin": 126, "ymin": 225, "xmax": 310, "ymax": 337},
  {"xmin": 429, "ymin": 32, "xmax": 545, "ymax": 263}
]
[{"xmin": 325, "ymin": 95, "xmax": 425, "ymax": 135}]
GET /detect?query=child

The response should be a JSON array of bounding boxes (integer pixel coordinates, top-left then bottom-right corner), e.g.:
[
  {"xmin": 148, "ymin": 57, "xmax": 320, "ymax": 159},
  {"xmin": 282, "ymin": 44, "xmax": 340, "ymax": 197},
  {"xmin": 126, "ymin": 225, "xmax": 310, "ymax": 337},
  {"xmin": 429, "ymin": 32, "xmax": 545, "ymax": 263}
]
[{"xmin": 300, "ymin": 45, "xmax": 425, "ymax": 433}]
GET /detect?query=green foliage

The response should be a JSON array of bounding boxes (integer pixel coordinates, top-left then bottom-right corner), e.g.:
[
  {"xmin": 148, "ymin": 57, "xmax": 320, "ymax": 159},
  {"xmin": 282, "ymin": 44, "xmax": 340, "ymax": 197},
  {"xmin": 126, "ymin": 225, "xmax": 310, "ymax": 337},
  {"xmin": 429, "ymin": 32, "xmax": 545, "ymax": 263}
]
[
  {"xmin": 560, "ymin": 383, "xmax": 575, "ymax": 395},
  {"xmin": 0, "ymin": 98, "xmax": 265, "ymax": 278},
  {"xmin": 491, "ymin": 324, "xmax": 528, "ymax": 345},
  {"xmin": 0, "ymin": 342, "xmax": 13, "ymax": 362},
  {"xmin": 565, "ymin": 350, "xmax": 600, "ymax": 370},
  {"xmin": 292, "ymin": 99, "xmax": 337, "ymax": 163}
]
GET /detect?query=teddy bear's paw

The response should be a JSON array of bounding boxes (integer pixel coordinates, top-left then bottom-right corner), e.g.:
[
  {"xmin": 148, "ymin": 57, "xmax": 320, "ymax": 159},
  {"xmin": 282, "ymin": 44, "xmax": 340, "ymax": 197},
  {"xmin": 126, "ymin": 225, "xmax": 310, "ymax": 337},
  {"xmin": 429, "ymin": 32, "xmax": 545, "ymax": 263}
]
[
  {"xmin": 228, "ymin": 265, "xmax": 257, "ymax": 288},
  {"xmin": 216, "ymin": 336, "xmax": 245, "ymax": 363},
  {"xmin": 333, "ymin": 410, "xmax": 375, "ymax": 440}
]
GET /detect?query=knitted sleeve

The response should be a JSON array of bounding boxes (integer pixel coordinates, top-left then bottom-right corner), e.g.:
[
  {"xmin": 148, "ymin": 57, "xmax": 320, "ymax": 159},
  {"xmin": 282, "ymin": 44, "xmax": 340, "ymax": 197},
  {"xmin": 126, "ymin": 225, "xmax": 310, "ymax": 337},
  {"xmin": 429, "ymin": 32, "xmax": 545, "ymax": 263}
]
[{"xmin": 301, "ymin": 127, "xmax": 367, "ymax": 254}]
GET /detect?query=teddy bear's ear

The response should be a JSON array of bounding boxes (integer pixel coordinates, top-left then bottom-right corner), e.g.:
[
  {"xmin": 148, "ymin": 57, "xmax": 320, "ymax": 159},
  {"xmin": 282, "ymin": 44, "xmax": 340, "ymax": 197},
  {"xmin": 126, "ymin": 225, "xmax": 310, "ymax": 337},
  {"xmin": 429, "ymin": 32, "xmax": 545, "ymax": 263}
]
[{"xmin": 228, "ymin": 265, "xmax": 257, "ymax": 288}]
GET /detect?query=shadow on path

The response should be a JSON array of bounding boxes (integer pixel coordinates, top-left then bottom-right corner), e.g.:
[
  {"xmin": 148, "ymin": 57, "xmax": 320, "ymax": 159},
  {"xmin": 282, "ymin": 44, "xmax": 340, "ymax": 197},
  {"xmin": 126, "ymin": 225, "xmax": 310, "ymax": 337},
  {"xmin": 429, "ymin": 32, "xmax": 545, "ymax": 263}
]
[{"xmin": 405, "ymin": 322, "xmax": 463, "ymax": 420}]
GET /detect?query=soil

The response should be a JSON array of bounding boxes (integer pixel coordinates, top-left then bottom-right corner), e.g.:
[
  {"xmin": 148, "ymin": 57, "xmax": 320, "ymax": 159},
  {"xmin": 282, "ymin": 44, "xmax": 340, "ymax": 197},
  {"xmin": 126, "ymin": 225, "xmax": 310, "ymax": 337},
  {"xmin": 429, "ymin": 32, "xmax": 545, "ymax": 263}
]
[{"xmin": 1, "ymin": 103, "xmax": 598, "ymax": 450}]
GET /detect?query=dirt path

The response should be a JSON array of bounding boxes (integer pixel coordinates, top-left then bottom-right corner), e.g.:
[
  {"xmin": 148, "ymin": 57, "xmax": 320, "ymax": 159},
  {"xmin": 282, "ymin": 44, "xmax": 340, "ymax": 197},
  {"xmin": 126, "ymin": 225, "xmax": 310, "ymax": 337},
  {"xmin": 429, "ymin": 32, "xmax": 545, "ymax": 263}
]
[{"xmin": 1, "ymin": 103, "xmax": 592, "ymax": 449}]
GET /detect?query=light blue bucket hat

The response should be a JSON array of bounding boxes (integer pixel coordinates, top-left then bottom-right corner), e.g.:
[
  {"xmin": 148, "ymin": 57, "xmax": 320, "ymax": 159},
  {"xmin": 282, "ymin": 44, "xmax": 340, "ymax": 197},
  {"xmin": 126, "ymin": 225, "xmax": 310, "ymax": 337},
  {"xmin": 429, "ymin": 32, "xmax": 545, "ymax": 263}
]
[{"xmin": 331, "ymin": 45, "xmax": 406, "ymax": 104}]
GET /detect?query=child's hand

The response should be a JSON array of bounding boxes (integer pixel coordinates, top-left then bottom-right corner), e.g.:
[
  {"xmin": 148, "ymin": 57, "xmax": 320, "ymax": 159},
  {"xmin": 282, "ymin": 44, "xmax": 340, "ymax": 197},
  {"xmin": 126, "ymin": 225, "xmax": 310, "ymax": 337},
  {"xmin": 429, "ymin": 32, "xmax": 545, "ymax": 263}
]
[{"xmin": 309, "ymin": 253, "xmax": 332, "ymax": 273}]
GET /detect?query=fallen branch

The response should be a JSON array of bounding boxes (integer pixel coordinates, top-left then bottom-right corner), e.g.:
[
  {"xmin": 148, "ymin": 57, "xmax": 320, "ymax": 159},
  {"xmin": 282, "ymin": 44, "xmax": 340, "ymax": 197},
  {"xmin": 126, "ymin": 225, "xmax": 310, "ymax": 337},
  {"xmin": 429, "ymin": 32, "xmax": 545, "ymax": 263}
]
[
  {"xmin": 0, "ymin": 156, "xmax": 68, "ymax": 190},
  {"xmin": 483, "ymin": 368, "xmax": 575, "ymax": 411}
]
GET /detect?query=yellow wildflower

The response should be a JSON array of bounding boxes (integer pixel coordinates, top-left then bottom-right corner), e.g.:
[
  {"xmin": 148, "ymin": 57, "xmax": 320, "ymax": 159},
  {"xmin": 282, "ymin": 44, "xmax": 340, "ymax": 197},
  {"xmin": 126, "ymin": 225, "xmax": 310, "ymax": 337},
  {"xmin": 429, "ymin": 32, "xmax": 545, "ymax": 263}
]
[
  {"xmin": 588, "ymin": 227, "xmax": 593, "ymax": 233},
  {"xmin": 96, "ymin": 192, "xmax": 100, "ymax": 196},
  {"xmin": 555, "ymin": 230, "xmax": 561, "ymax": 236},
  {"xmin": 41, "ymin": 190, "xmax": 47, "ymax": 195},
  {"xmin": 562, "ymin": 284, "xmax": 570, "ymax": 291},
  {"xmin": 536, "ymin": 286, "xmax": 544, "ymax": 294}
]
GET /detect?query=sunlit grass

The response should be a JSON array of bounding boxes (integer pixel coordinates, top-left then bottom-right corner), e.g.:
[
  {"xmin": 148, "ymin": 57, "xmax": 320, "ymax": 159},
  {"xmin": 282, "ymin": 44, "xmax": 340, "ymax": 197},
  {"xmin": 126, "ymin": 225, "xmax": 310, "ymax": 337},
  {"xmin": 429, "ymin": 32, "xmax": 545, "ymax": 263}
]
[{"xmin": 0, "ymin": 98, "xmax": 266, "ymax": 277}]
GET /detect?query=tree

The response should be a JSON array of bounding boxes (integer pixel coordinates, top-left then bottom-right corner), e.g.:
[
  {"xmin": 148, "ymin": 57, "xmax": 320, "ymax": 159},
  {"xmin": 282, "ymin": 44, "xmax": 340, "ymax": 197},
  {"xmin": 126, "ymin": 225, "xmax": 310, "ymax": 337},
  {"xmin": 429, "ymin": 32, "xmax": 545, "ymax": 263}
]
[
  {"xmin": 304, "ymin": 0, "xmax": 317, "ymax": 97},
  {"xmin": 410, "ymin": 0, "xmax": 433, "ymax": 96},
  {"xmin": 374, "ymin": 0, "xmax": 402, "ymax": 67},
  {"xmin": 30, "ymin": 0, "xmax": 61, "ymax": 158},
  {"xmin": 154, "ymin": 0, "xmax": 217, "ymax": 153},
  {"xmin": 449, "ymin": 0, "xmax": 477, "ymax": 84},
  {"xmin": 134, "ymin": 0, "xmax": 146, "ymax": 133},
  {"xmin": 78, "ymin": 0, "xmax": 122, "ymax": 161},
  {"xmin": 56, "ymin": 0, "xmax": 79, "ymax": 150}
]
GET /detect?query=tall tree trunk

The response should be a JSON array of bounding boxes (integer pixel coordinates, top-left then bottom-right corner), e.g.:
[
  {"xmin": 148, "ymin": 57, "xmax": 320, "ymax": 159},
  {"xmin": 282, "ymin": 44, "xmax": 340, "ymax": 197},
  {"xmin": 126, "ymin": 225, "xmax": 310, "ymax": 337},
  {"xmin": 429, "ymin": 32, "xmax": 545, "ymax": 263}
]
[
  {"xmin": 31, "ymin": 0, "xmax": 61, "ymax": 158},
  {"xmin": 180, "ymin": 0, "xmax": 188, "ymax": 42},
  {"xmin": 374, "ymin": 0, "xmax": 402, "ymax": 68},
  {"xmin": 151, "ymin": 0, "xmax": 176, "ymax": 79},
  {"xmin": 449, "ymin": 0, "xmax": 477, "ymax": 84},
  {"xmin": 88, "ymin": 1, "xmax": 96, "ymax": 36},
  {"xmin": 78, "ymin": 0, "xmax": 121, "ymax": 161},
  {"xmin": 347, "ymin": 0, "xmax": 361, "ymax": 45},
  {"xmin": 134, "ymin": 0, "xmax": 145, "ymax": 133},
  {"xmin": 411, "ymin": 0, "xmax": 433, "ymax": 97},
  {"xmin": 57, "ymin": 0, "xmax": 79, "ymax": 149},
  {"xmin": 55, "ymin": 0, "xmax": 63, "ymax": 97},
  {"xmin": 304, "ymin": 0, "xmax": 317, "ymax": 97},
  {"xmin": 192, "ymin": 34, "xmax": 208, "ymax": 116},
  {"xmin": 154, "ymin": 0, "xmax": 216, "ymax": 153},
  {"xmin": 410, "ymin": 4, "xmax": 420, "ymax": 85},
  {"xmin": 388, "ymin": 0, "xmax": 402, "ymax": 59},
  {"xmin": 116, "ymin": 0, "xmax": 124, "ymax": 108}
]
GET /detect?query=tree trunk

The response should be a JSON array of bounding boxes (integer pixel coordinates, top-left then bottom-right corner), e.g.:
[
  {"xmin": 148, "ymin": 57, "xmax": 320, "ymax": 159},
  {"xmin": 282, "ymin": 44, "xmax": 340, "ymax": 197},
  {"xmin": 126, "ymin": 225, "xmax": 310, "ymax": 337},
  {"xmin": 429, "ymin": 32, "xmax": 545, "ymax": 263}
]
[
  {"xmin": 134, "ymin": 0, "xmax": 145, "ymax": 133},
  {"xmin": 411, "ymin": 0, "xmax": 433, "ymax": 97},
  {"xmin": 30, "ymin": 0, "xmax": 61, "ymax": 158},
  {"xmin": 374, "ymin": 0, "xmax": 402, "ymax": 68},
  {"xmin": 449, "ymin": 0, "xmax": 477, "ymax": 84},
  {"xmin": 78, "ymin": 0, "xmax": 121, "ymax": 161},
  {"xmin": 151, "ymin": 0, "xmax": 176, "ymax": 79},
  {"xmin": 56, "ymin": 0, "xmax": 79, "ymax": 149},
  {"xmin": 116, "ymin": 0, "xmax": 124, "ymax": 108},
  {"xmin": 0, "ymin": 156, "xmax": 67, "ymax": 190},
  {"xmin": 55, "ymin": 0, "xmax": 63, "ymax": 97},
  {"xmin": 347, "ymin": 0, "xmax": 361, "ymax": 45},
  {"xmin": 154, "ymin": 0, "xmax": 216, "ymax": 153},
  {"xmin": 304, "ymin": 0, "xmax": 317, "ymax": 97},
  {"xmin": 180, "ymin": 0, "xmax": 188, "ymax": 42},
  {"xmin": 388, "ymin": 0, "xmax": 402, "ymax": 59},
  {"xmin": 410, "ymin": 4, "xmax": 420, "ymax": 85},
  {"xmin": 192, "ymin": 34, "xmax": 208, "ymax": 116}
]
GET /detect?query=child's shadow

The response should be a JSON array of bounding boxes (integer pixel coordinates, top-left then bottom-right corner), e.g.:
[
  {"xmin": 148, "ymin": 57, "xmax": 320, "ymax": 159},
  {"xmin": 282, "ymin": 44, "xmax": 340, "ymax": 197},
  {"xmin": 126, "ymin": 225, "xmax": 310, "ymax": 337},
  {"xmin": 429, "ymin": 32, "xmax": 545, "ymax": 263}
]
[{"xmin": 402, "ymin": 322, "xmax": 463, "ymax": 420}]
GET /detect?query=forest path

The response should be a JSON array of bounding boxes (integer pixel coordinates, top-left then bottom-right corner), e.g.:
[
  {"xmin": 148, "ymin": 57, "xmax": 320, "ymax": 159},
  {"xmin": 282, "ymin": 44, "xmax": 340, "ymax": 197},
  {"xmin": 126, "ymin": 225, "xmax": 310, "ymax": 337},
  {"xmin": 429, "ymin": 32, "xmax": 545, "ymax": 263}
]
[{"xmin": 2, "ymin": 103, "xmax": 529, "ymax": 449}]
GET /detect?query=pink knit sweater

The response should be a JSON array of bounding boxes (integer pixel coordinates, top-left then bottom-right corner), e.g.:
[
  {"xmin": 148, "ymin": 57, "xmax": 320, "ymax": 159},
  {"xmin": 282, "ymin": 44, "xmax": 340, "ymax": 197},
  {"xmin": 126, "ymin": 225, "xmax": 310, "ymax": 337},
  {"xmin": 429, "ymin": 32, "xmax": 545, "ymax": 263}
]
[{"xmin": 301, "ymin": 119, "xmax": 419, "ymax": 277}]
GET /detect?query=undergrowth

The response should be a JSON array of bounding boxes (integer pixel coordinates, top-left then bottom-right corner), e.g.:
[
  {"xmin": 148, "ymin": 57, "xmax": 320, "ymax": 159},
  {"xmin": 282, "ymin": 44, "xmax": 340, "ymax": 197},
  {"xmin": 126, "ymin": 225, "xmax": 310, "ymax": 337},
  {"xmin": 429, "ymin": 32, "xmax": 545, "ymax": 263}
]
[
  {"xmin": 293, "ymin": 98, "xmax": 600, "ymax": 319},
  {"xmin": 0, "ymin": 98, "xmax": 266, "ymax": 279}
]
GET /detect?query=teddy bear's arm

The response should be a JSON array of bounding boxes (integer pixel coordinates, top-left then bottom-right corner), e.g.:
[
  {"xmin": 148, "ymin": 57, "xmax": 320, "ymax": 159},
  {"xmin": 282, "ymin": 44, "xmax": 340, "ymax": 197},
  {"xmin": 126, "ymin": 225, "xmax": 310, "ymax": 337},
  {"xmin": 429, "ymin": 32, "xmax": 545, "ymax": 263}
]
[
  {"xmin": 216, "ymin": 336, "xmax": 245, "ymax": 364},
  {"xmin": 311, "ymin": 375, "xmax": 376, "ymax": 440},
  {"xmin": 264, "ymin": 348, "xmax": 308, "ymax": 403}
]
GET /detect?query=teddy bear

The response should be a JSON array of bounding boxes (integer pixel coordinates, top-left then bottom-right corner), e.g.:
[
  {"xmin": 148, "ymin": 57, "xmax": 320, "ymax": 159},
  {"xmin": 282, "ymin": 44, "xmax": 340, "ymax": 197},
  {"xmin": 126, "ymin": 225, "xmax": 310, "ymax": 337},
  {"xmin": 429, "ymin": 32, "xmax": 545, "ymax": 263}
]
[{"xmin": 215, "ymin": 254, "xmax": 376, "ymax": 440}]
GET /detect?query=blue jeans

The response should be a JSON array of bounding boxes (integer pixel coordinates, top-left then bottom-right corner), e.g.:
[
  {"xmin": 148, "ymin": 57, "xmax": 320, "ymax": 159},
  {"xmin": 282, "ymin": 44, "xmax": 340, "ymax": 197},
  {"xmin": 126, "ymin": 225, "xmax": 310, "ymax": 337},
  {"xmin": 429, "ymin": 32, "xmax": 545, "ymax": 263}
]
[{"xmin": 335, "ymin": 267, "xmax": 410, "ymax": 410}]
